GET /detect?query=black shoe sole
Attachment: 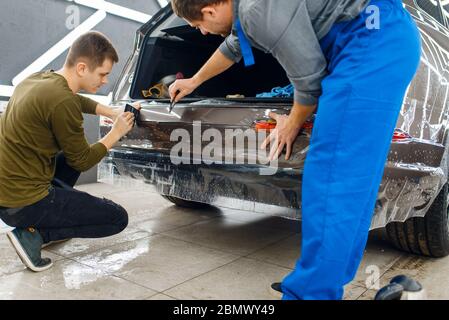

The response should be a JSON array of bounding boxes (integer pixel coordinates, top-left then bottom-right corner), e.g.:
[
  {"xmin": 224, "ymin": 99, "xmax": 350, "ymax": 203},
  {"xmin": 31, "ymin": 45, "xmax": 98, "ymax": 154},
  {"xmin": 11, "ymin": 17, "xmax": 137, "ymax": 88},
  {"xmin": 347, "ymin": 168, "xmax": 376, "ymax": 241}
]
[{"xmin": 269, "ymin": 283, "xmax": 283, "ymax": 299}]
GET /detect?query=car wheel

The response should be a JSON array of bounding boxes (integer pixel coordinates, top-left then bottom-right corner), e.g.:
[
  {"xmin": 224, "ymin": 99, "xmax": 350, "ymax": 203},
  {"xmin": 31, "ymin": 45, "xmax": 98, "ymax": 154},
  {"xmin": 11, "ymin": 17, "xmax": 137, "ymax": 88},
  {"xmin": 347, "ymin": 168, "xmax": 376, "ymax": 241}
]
[
  {"xmin": 386, "ymin": 183, "xmax": 449, "ymax": 257},
  {"xmin": 161, "ymin": 195, "xmax": 211, "ymax": 209}
]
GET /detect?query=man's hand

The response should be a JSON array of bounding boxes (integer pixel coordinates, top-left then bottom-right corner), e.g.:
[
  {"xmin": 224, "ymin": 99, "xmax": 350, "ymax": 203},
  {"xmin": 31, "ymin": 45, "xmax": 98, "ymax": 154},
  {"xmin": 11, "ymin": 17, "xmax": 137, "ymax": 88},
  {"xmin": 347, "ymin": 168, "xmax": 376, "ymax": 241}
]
[
  {"xmin": 112, "ymin": 112, "xmax": 135, "ymax": 137},
  {"xmin": 111, "ymin": 102, "xmax": 141, "ymax": 121},
  {"xmin": 99, "ymin": 111, "xmax": 136, "ymax": 150},
  {"xmin": 261, "ymin": 101, "xmax": 317, "ymax": 161},
  {"xmin": 98, "ymin": 103, "xmax": 141, "ymax": 122},
  {"xmin": 261, "ymin": 112, "xmax": 303, "ymax": 161},
  {"xmin": 169, "ymin": 78, "xmax": 201, "ymax": 104},
  {"xmin": 109, "ymin": 108, "xmax": 121, "ymax": 122}
]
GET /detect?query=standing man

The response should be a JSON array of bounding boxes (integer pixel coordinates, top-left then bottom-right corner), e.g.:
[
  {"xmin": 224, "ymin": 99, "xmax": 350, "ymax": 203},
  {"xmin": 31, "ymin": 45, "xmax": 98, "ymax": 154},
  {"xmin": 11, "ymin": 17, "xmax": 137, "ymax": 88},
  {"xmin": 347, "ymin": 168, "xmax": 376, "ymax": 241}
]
[
  {"xmin": 169, "ymin": 0, "xmax": 421, "ymax": 299},
  {"xmin": 0, "ymin": 31, "xmax": 137, "ymax": 272}
]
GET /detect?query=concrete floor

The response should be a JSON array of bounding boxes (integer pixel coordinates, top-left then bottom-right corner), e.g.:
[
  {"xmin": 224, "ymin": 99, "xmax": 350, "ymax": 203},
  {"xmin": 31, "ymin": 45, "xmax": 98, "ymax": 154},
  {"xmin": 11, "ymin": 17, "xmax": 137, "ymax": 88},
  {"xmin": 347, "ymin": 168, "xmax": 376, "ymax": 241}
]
[{"xmin": 1, "ymin": 179, "xmax": 449, "ymax": 300}]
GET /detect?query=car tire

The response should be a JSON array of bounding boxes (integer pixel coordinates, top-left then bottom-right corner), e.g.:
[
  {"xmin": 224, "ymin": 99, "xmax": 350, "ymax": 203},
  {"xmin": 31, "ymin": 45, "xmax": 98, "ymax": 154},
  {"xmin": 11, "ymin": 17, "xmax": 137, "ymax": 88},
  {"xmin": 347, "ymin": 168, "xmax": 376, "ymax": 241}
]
[
  {"xmin": 161, "ymin": 195, "xmax": 211, "ymax": 209},
  {"xmin": 386, "ymin": 183, "xmax": 449, "ymax": 257}
]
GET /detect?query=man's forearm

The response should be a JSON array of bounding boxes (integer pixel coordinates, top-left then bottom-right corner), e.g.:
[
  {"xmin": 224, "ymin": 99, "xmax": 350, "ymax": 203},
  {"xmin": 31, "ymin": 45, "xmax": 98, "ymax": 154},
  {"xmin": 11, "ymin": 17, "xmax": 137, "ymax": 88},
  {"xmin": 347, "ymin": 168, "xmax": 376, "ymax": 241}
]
[
  {"xmin": 193, "ymin": 49, "xmax": 235, "ymax": 85},
  {"xmin": 95, "ymin": 103, "xmax": 116, "ymax": 119},
  {"xmin": 99, "ymin": 130, "xmax": 121, "ymax": 151},
  {"xmin": 289, "ymin": 101, "xmax": 317, "ymax": 127}
]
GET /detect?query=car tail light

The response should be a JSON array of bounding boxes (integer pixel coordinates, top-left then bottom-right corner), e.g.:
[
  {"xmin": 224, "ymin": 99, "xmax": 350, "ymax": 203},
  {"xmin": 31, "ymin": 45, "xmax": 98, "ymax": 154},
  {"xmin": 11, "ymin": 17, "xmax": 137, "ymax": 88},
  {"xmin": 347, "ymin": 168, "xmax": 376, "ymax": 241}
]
[
  {"xmin": 302, "ymin": 121, "xmax": 313, "ymax": 130},
  {"xmin": 253, "ymin": 118, "xmax": 277, "ymax": 132},
  {"xmin": 100, "ymin": 116, "xmax": 113, "ymax": 127},
  {"xmin": 253, "ymin": 119, "xmax": 315, "ymax": 131},
  {"xmin": 392, "ymin": 129, "xmax": 411, "ymax": 142},
  {"xmin": 254, "ymin": 120, "xmax": 276, "ymax": 131}
]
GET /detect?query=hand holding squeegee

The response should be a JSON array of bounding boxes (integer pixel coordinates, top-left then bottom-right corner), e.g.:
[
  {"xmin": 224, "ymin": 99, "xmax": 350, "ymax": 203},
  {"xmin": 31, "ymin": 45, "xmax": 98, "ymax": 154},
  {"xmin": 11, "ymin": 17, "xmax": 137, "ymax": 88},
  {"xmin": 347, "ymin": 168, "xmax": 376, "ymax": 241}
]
[
  {"xmin": 169, "ymin": 74, "xmax": 201, "ymax": 113},
  {"xmin": 124, "ymin": 103, "xmax": 141, "ymax": 126}
]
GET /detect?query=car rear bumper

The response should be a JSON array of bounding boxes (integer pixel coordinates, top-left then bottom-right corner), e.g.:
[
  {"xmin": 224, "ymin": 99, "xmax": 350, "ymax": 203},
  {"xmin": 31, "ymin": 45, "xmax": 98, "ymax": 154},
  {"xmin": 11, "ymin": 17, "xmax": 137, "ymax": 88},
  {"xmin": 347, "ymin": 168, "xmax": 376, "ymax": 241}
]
[{"xmin": 104, "ymin": 144, "xmax": 446, "ymax": 230}]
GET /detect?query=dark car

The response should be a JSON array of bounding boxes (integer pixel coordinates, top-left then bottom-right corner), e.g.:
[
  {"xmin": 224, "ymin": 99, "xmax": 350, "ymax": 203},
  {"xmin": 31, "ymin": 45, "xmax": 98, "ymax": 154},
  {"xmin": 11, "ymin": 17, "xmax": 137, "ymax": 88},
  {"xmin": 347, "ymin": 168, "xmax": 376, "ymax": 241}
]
[{"xmin": 100, "ymin": 0, "xmax": 449, "ymax": 257}]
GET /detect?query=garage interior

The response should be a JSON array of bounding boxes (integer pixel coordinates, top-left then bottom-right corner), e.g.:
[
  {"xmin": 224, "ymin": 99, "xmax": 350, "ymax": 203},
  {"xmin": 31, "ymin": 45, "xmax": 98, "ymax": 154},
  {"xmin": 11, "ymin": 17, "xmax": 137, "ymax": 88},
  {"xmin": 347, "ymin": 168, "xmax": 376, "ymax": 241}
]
[{"xmin": 1, "ymin": 0, "xmax": 449, "ymax": 301}]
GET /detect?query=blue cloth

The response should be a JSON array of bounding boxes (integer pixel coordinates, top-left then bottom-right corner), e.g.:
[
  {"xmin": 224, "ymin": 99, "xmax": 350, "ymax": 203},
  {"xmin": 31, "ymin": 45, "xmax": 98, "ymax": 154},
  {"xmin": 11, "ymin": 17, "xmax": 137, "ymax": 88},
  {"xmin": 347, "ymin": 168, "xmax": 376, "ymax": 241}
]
[
  {"xmin": 235, "ymin": 19, "xmax": 255, "ymax": 67},
  {"xmin": 256, "ymin": 84, "xmax": 294, "ymax": 98},
  {"xmin": 281, "ymin": 0, "xmax": 421, "ymax": 300}
]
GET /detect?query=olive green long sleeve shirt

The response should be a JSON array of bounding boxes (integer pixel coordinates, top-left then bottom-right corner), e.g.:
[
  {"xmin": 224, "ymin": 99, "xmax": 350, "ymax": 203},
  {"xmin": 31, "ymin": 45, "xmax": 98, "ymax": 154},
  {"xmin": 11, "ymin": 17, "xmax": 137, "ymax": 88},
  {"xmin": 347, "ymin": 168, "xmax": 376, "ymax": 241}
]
[{"xmin": 0, "ymin": 71, "xmax": 107, "ymax": 208}]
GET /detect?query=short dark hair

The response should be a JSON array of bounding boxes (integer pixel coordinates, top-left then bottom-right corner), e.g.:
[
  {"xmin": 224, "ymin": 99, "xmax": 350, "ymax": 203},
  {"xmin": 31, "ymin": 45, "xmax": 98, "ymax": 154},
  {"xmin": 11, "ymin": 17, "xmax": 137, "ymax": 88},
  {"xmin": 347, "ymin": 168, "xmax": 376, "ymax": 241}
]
[
  {"xmin": 172, "ymin": 0, "xmax": 228, "ymax": 21},
  {"xmin": 66, "ymin": 31, "xmax": 119, "ymax": 70}
]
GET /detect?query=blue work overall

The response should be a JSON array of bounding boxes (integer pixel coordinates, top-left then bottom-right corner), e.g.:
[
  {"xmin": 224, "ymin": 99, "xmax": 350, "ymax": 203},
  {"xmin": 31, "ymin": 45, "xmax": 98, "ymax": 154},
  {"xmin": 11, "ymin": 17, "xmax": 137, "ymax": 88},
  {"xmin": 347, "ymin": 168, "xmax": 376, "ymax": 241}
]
[{"xmin": 238, "ymin": 0, "xmax": 421, "ymax": 299}]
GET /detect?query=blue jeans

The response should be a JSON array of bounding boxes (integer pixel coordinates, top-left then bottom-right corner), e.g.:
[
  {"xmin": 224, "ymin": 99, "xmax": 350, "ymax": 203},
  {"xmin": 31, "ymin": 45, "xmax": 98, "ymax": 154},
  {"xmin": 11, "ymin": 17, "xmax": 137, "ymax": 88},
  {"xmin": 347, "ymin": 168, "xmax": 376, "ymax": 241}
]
[
  {"xmin": 281, "ymin": 0, "xmax": 421, "ymax": 299},
  {"xmin": 0, "ymin": 153, "xmax": 128, "ymax": 243}
]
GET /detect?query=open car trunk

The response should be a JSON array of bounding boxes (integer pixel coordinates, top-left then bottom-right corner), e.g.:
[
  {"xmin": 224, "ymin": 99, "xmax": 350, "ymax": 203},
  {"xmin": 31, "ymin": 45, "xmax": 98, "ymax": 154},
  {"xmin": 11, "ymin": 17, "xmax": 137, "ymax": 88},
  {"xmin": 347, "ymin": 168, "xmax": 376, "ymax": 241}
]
[{"xmin": 129, "ymin": 24, "xmax": 292, "ymax": 102}]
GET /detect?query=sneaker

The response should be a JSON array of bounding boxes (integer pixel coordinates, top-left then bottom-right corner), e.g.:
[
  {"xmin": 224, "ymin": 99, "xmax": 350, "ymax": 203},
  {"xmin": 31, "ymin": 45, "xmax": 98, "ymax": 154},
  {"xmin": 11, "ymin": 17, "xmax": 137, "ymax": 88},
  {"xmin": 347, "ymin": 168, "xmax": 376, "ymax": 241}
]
[
  {"xmin": 270, "ymin": 282, "xmax": 283, "ymax": 299},
  {"xmin": 42, "ymin": 238, "xmax": 71, "ymax": 249},
  {"xmin": 7, "ymin": 228, "xmax": 53, "ymax": 272}
]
